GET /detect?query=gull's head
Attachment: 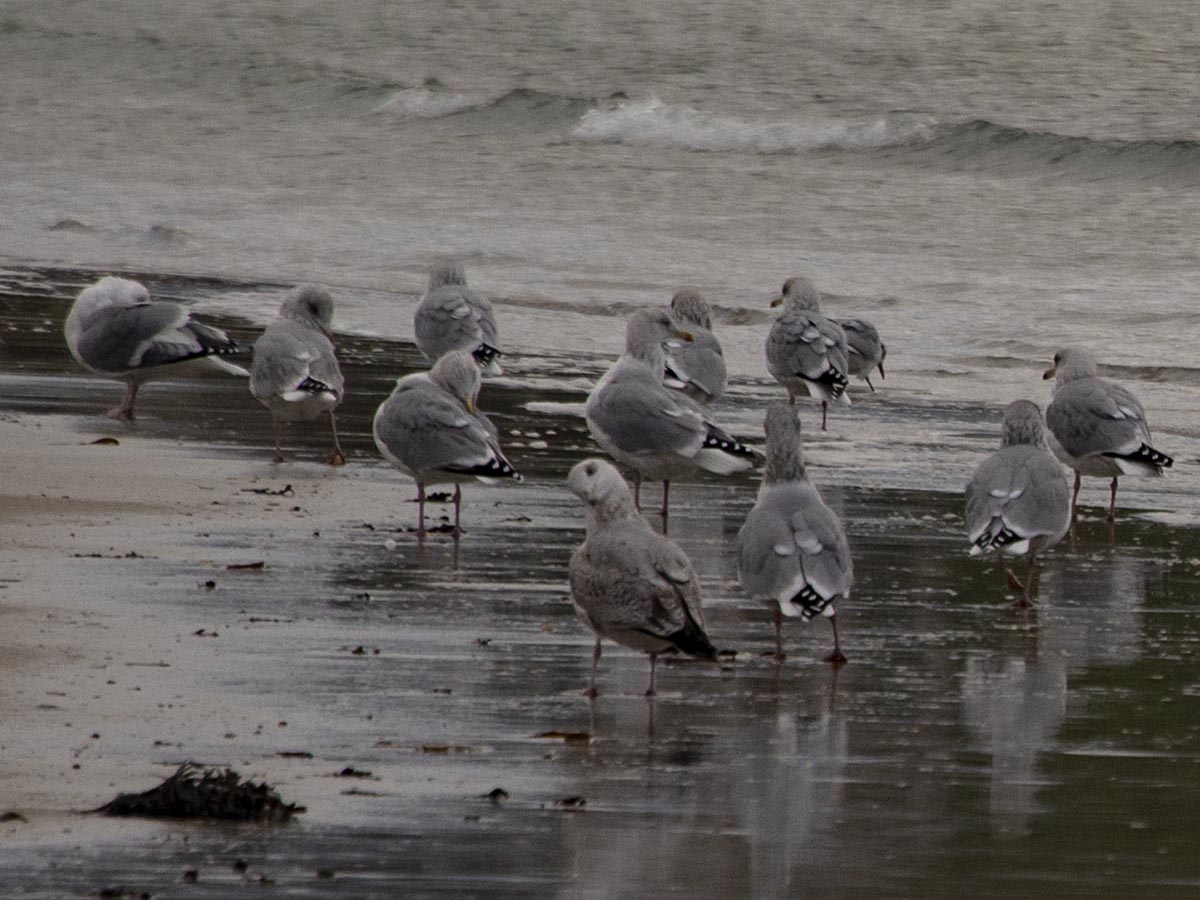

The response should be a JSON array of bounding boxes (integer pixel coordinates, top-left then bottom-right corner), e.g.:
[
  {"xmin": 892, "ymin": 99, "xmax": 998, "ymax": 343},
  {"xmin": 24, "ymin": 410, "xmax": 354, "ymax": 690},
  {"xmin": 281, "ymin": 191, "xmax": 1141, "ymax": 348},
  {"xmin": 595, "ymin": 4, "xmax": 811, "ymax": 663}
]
[
  {"xmin": 280, "ymin": 284, "xmax": 335, "ymax": 335},
  {"xmin": 625, "ymin": 308, "xmax": 693, "ymax": 364},
  {"xmin": 1043, "ymin": 346, "xmax": 1097, "ymax": 385},
  {"xmin": 567, "ymin": 458, "xmax": 634, "ymax": 512},
  {"xmin": 428, "ymin": 259, "xmax": 468, "ymax": 291},
  {"xmin": 430, "ymin": 349, "xmax": 482, "ymax": 413},
  {"xmin": 74, "ymin": 276, "xmax": 151, "ymax": 314},
  {"xmin": 772, "ymin": 275, "xmax": 821, "ymax": 312},
  {"xmin": 1000, "ymin": 399, "xmax": 1046, "ymax": 447},
  {"xmin": 669, "ymin": 289, "xmax": 712, "ymax": 330}
]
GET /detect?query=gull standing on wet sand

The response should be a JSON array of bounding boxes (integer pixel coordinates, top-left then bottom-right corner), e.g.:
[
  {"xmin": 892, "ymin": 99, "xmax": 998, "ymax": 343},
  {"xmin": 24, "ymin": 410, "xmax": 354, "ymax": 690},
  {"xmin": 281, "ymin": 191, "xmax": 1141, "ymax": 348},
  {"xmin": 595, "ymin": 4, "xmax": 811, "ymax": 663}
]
[
  {"xmin": 837, "ymin": 317, "xmax": 887, "ymax": 392},
  {"xmin": 1043, "ymin": 347, "xmax": 1173, "ymax": 525},
  {"xmin": 736, "ymin": 403, "xmax": 852, "ymax": 664},
  {"xmin": 250, "ymin": 285, "xmax": 346, "ymax": 465},
  {"xmin": 662, "ymin": 289, "xmax": 727, "ymax": 404},
  {"xmin": 766, "ymin": 276, "xmax": 850, "ymax": 430},
  {"xmin": 567, "ymin": 458, "xmax": 718, "ymax": 698},
  {"xmin": 965, "ymin": 400, "xmax": 1071, "ymax": 607},
  {"xmin": 64, "ymin": 275, "xmax": 247, "ymax": 421},
  {"xmin": 373, "ymin": 350, "xmax": 521, "ymax": 536},
  {"xmin": 413, "ymin": 261, "xmax": 503, "ymax": 375},
  {"xmin": 585, "ymin": 308, "xmax": 757, "ymax": 518}
]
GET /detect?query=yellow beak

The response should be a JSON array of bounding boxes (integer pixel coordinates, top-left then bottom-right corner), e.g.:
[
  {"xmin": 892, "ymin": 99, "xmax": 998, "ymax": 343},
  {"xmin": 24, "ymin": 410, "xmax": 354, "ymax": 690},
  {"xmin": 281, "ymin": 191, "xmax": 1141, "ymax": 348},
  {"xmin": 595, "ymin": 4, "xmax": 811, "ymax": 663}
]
[
  {"xmin": 1042, "ymin": 366, "xmax": 1055, "ymax": 380},
  {"xmin": 672, "ymin": 327, "xmax": 695, "ymax": 343},
  {"xmin": 769, "ymin": 297, "xmax": 783, "ymax": 308},
  {"xmin": 466, "ymin": 398, "xmax": 476, "ymax": 413}
]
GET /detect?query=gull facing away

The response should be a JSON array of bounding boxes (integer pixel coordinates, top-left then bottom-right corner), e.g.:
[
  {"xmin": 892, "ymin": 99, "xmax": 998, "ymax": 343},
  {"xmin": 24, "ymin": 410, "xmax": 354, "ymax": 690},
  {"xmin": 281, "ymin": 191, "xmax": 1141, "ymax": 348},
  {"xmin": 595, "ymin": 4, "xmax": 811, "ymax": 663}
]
[
  {"xmin": 736, "ymin": 403, "xmax": 852, "ymax": 664},
  {"xmin": 64, "ymin": 276, "xmax": 247, "ymax": 420},
  {"xmin": 1043, "ymin": 347, "xmax": 1173, "ymax": 524},
  {"xmin": 585, "ymin": 308, "xmax": 757, "ymax": 519},
  {"xmin": 663, "ymin": 289, "xmax": 727, "ymax": 404},
  {"xmin": 837, "ymin": 317, "xmax": 887, "ymax": 392},
  {"xmin": 373, "ymin": 350, "xmax": 522, "ymax": 536},
  {"xmin": 766, "ymin": 276, "xmax": 850, "ymax": 430},
  {"xmin": 413, "ymin": 261, "xmax": 502, "ymax": 375},
  {"xmin": 567, "ymin": 458, "xmax": 718, "ymax": 697},
  {"xmin": 250, "ymin": 285, "xmax": 345, "ymax": 465},
  {"xmin": 965, "ymin": 400, "xmax": 1071, "ymax": 607}
]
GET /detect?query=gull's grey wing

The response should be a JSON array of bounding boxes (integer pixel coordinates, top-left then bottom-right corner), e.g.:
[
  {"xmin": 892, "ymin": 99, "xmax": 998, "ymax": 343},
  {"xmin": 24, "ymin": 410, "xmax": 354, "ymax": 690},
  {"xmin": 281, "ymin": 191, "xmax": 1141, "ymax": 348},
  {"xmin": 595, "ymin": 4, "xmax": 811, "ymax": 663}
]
[
  {"xmin": 250, "ymin": 319, "xmax": 343, "ymax": 401},
  {"xmin": 570, "ymin": 520, "xmax": 713, "ymax": 656},
  {"xmin": 586, "ymin": 368, "xmax": 706, "ymax": 458},
  {"xmin": 374, "ymin": 378, "xmax": 497, "ymax": 475},
  {"xmin": 767, "ymin": 311, "xmax": 849, "ymax": 384},
  {"xmin": 664, "ymin": 327, "xmax": 727, "ymax": 403},
  {"xmin": 738, "ymin": 483, "xmax": 852, "ymax": 614},
  {"xmin": 837, "ymin": 318, "xmax": 883, "ymax": 377},
  {"xmin": 1046, "ymin": 378, "xmax": 1151, "ymax": 457},
  {"xmin": 966, "ymin": 445, "xmax": 1070, "ymax": 547},
  {"xmin": 413, "ymin": 285, "xmax": 498, "ymax": 362},
  {"xmin": 74, "ymin": 301, "xmax": 237, "ymax": 374}
]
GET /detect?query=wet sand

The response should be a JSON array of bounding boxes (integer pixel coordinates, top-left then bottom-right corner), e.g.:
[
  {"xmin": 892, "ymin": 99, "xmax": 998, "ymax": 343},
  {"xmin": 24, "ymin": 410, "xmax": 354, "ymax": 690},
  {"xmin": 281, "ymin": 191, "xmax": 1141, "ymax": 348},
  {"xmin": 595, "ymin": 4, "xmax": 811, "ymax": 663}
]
[{"xmin": 2, "ymin": 268, "xmax": 1199, "ymax": 898}]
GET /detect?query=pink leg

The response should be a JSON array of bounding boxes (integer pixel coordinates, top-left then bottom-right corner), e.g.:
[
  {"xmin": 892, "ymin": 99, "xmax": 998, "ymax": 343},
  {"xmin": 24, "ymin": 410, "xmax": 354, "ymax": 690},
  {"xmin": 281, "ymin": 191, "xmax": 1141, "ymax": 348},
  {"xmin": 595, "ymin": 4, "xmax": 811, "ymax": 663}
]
[
  {"xmin": 661, "ymin": 480, "xmax": 670, "ymax": 520},
  {"xmin": 823, "ymin": 614, "xmax": 848, "ymax": 666},
  {"xmin": 271, "ymin": 416, "xmax": 286, "ymax": 463},
  {"xmin": 820, "ymin": 401, "xmax": 828, "ymax": 431},
  {"xmin": 324, "ymin": 412, "xmax": 346, "ymax": 466},
  {"xmin": 1070, "ymin": 471, "xmax": 1081, "ymax": 524},
  {"xmin": 645, "ymin": 652, "xmax": 658, "ymax": 697},
  {"xmin": 1011, "ymin": 555, "xmax": 1037, "ymax": 610},
  {"xmin": 453, "ymin": 484, "xmax": 462, "ymax": 536},
  {"xmin": 1107, "ymin": 477, "xmax": 1119, "ymax": 524},
  {"xmin": 107, "ymin": 383, "xmax": 138, "ymax": 421},
  {"xmin": 584, "ymin": 638, "xmax": 601, "ymax": 699},
  {"xmin": 416, "ymin": 482, "xmax": 426, "ymax": 538}
]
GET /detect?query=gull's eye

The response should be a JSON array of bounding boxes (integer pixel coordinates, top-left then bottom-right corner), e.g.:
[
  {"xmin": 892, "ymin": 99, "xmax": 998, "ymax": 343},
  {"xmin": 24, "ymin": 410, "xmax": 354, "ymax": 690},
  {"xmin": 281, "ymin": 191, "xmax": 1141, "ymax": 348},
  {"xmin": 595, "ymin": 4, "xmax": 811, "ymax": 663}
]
[{"xmin": 584, "ymin": 463, "xmax": 597, "ymax": 476}]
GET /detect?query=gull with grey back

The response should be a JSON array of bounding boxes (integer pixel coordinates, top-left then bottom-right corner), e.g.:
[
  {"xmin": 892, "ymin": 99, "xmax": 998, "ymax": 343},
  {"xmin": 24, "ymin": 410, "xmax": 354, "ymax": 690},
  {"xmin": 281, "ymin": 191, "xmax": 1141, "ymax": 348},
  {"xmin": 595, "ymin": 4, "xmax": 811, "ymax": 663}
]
[
  {"xmin": 249, "ymin": 284, "xmax": 345, "ymax": 464},
  {"xmin": 766, "ymin": 276, "xmax": 850, "ymax": 430},
  {"xmin": 567, "ymin": 458, "xmax": 717, "ymax": 698},
  {"xmin": 1043, "ymin": 347, "xmax": 1172, "ymax": 525},
  {"xmin": 64, "ymin": 276, "xmax": 248, "ymax": 420},
  {"xmin": 585, "ymin": 308, "xmax": 757, "ymax": 520},
  {"xmin": 413, "ymin": 261, "xmax": 502, "ymax": 375},
  {"xmin": 662, "ymin": 289, "xmax": 727, "ymax": 404},
  {"xmin": 965, "ymin": 399, "xmax": 1071, "ymax": 607},
  {"xmin": 373, "ymin": 350, "xmax": 521, "ymax": 537},
  {"xmin": 736, "ymin": 403, "xmax": 852, "ymax": 664},
  {"xmin": 837, "ymin": 317, "xmax": 887, "ymax": 392}
]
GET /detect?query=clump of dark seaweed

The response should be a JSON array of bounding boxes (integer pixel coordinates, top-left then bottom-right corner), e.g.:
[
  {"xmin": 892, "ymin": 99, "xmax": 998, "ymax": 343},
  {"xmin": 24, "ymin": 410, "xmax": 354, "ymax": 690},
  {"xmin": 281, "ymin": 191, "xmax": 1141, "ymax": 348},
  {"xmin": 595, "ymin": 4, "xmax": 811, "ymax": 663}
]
[{"xmin": 95, "ymin": 763, "xmax": 305, "ymax": 823}]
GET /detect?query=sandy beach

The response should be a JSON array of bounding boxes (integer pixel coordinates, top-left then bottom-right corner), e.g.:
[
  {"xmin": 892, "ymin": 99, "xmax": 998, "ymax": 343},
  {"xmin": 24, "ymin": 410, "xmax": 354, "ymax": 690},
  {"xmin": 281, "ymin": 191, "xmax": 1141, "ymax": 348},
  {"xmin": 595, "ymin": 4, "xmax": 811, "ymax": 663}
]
[{"xmin": 3, "ymin": 270, "xmax": 1200, "ymax": 898}]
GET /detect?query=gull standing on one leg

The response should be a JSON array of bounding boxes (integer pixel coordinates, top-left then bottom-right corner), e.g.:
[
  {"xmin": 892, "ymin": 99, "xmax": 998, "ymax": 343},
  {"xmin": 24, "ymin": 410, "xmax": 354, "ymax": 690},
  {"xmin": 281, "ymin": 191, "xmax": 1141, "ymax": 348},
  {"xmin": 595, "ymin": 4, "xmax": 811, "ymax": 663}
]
[
  {"xmin": 585, "ymin": 308, "xmax": 757, "ymax": 519},
  {"xmin": 965, "ymin": 400, "xmax": 1071, "ymax": 608},
  {"xmin": 737, "ymin": 403, "xmax": 852, "ymax": 664},
  {"xmin": 1043, "ymin": 347, "xmax": 1172, "ymax": 525},
  {"xmin": 64, "ymin": 276, "xmax": 247, "ymax": 421},
  {"xmin": 373, "ymin": 351, "xmax": 521, "ymax": 537},
  {"xmin": 250, "ymin": 285, "xmax": 346, "ymax": 465},
  {"xmin": 765, "ymin": 276, "xmax": 850, "ymax": 430},
  {"xmin": 836, "ymin": 317, "xmax": 887, "ymax": 392},
  {"xmin": 567, "ymin": 458, "xmax": 718, "ymax": 698}
]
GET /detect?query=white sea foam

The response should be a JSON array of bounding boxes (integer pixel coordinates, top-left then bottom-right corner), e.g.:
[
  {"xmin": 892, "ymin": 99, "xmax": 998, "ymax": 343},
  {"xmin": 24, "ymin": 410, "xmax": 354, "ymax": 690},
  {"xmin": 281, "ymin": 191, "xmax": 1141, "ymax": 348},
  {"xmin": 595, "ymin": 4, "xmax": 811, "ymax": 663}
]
[
  {"xmin": 374, "ymin": 87, "xmax": 490, "ymax": 119},
  {"xmin": 570, "ymin": 97, "xmax": 935, "ymax": 155}
]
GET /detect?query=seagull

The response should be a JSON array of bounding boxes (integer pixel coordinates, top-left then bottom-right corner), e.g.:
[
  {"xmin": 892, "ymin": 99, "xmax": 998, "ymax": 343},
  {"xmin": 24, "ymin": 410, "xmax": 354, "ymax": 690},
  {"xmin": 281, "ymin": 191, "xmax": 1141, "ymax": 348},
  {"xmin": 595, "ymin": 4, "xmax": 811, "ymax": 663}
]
[
  {"xmin": 567, "ymin": 458, "xmax": 718, "ymax": 697},
  {"xmin": 585, "ymin": 308, "xmax": 757, "ymax": 519},
  {"xmin": 1043, "ymin": 347, "xmax": 1173, "ymax": 524},
  {"xmin": 64, "ymin": 275, "xmax": 247, "ymax": 420},
  {"xmin": 965, "ymin": 400, "xmax": 1071, "ymax": 607},
  {"xmin": 663, "ymin": 289, "xmax": 727, "ymax": 404},
  {"xmin": 373, "ymin": 350, "xmax": 521, "ymax": 536},
  {"xmin": 249, "ymin": 285, "xmax": 345, "ymax": 465},
  {"xmin": 765, "ymin": 276, "xmax": 850, "ymax": 430},
  {"xmin": 836, "ymin": 317, "xmax": 887, "ymax": 392},
  {"xmin": 413, "ymin": 261, "xmax": 502, "ymax": 375},
  {"xmin": 736, "ymin": 403, "xmax": 852, "ymax": 664}
]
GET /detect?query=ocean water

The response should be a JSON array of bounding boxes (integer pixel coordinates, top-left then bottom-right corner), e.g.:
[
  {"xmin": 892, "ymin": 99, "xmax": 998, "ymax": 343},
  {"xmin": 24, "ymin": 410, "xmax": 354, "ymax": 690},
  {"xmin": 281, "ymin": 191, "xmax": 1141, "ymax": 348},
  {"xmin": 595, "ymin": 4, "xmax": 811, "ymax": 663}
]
[{"xmin": 3, "ymin": 0, "xmax": 1199, "ymax": 511}]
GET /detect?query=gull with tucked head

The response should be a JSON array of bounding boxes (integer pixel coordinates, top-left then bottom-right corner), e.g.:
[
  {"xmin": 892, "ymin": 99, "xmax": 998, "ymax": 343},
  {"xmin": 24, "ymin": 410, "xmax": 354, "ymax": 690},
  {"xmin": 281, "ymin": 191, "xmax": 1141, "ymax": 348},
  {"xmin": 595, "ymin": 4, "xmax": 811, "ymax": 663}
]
[
  {"xmin": 566, "ymin": 458, "xmax": 717, "ymax": 698},
  {"xmin": 413, "ymin": 261, "xmax": 503, "ymax": 376},
  {"xmin": 765, "ymin": 276, "xmax": 850, "ymax": 430},
  {"xmin": 64, "ymin": 275, "xmax": 248, "ymax": 420}
]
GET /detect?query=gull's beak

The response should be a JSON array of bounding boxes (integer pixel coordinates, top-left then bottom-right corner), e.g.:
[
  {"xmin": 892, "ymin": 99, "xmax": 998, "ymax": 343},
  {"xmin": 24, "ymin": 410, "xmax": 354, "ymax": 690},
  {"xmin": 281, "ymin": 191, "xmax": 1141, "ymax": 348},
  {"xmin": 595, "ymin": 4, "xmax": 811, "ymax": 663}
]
[
  {"xmin": 1042, "ymin": 365, "xmax": 1056, "ymax": 380},
  {"xmin": 671, "ymin": 327, "xmax": 695, "ymax": 343},
  {"xmin": 769, "ymin": 297, "xmax": 783, "ymax": 308},
  {"xmin": 466, "ymin": 398, "xmax": 476, "ymax": 414}
]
